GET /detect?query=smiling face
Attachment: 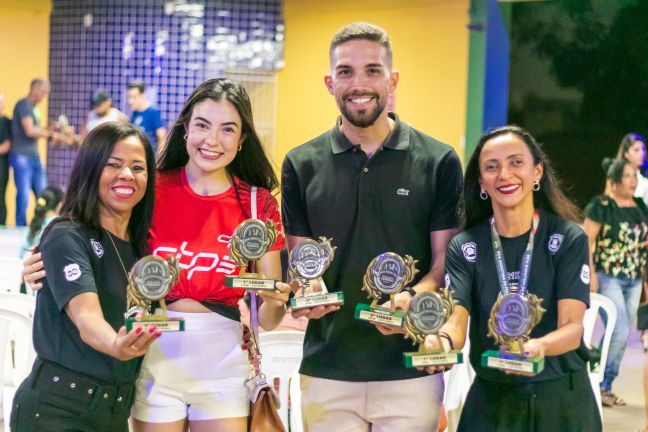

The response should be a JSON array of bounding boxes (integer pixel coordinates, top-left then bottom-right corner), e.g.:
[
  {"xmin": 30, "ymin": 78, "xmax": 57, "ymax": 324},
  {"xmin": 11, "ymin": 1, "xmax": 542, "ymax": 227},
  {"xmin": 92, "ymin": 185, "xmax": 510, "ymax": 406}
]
[
  {"xmin": 98, "ymin": 135, "xmax": 148, "ymax": 223},
  {"xmin": 479, "ymin": 133, "xmax": 543, "ymax": 213},
  {"xmin": 184, "ymin": 98, "xmax": 243, "ymax": 178},
  {"xmin": 325, "ymin": 39, "xmax": 398, "ymax": 129}
]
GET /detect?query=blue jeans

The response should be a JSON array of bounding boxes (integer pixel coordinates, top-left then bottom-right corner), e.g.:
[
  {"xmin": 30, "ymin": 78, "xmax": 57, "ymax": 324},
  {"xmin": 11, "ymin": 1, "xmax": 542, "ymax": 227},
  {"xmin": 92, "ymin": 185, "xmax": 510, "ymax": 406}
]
[
  {"xmin": 597, "ymin": 272, "xmax": 642, "ymax": 392},
  {"xmin": 9, "ymin": 153, "xmax": 46, "ymax": 226}
]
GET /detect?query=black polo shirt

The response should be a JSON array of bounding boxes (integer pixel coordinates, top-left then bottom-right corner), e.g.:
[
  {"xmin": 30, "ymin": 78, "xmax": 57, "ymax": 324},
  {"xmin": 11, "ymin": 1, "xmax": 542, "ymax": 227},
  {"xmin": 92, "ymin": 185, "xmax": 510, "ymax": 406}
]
[
  {"xmin": 281, "ymin": 113, "xmax": 463, "ymax": 381},
  {"xmin": 34, "ymin": 221, "xmax": 141, "ymax": 384},
  {"xmin": 446, "ymin": 210, "xmax": 590, "ymax": 383}
]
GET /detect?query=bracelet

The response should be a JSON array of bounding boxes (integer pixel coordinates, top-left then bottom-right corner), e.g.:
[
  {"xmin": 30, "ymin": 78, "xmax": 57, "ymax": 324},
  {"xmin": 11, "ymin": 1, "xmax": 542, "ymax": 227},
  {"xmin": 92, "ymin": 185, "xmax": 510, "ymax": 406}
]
[
  {"xmin": 439, "ymin": 331, "xmax": 454, "ymax": 351},
  {"xmin": 402, "ymin": 286, "xmax": 416, "ymax": 297}
]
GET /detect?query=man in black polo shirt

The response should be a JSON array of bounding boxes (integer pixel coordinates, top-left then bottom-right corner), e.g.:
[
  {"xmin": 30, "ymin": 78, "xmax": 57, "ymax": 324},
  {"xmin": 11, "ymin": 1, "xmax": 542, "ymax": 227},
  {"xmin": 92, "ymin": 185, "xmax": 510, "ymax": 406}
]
[{"xmin": 281, "ymin": 22, "xmax": 463, "ymax": 431}]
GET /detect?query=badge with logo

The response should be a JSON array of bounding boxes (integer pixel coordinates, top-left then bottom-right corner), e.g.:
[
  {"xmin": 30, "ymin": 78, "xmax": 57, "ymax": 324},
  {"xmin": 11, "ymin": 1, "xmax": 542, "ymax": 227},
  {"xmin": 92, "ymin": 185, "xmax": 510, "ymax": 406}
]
[
  {"xmin": 224, "ymin": 218, "xmax": 280, "ymax": 290},
  {"xmin": 354, "ymin": 252, "xmax": 418, "ymax": 328},
  {"xmin": 289, "ymin": 237, "xmax": 344, "ymax": 310},
  {"xmin": 64, "ymin": 263, "xmax": 81, "ymax": 281},
  {"xmin": 403, "ymin": 289, "xmax": 463, "ymax": 368},
  {"xmin": 90, "ymin": 239, "xmax": 104, "ymax": 258},
  {"xmin": 548, "ymin": 234, "xmax": 563, "ymax": 254},
  {"xmin": 482, "ymin": 291, "xmax": 546, "ymax": 374},
  {"xmin": 461, "ymin": 242, "xmax": 477, "ymax": 262},
  {"xmin": 125, "ymin": 255, "xmax": 184, "ymax": 332}
]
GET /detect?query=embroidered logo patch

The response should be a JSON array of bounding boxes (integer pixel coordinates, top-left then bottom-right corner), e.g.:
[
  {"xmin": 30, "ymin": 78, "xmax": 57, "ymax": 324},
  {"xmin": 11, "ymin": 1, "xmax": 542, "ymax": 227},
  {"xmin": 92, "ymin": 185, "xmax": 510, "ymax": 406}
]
[
  {"xmin": 461, "ymin": 242, "xmax": 477, "ymax": 262},
  {"xmin": 90, "ymin": 239, "xmax": 104, "ymax": 258},
  {"xmin": 580, "ymin": 264, "xmax": 590, "ymax": 284},
  {"xmin": 396, "ymin": 188, "xmax": 410, "ymax": 196},
  {"xmin": 444, "ymin": 273, "xmax": 451, "ymax": 288},
  {"xmin": 548, "ymin": 234, "xmax": 563, "ymax": 254},
  {"xmin": 64, "ymin": 263, "xmax": 81, "ymax": 281}
]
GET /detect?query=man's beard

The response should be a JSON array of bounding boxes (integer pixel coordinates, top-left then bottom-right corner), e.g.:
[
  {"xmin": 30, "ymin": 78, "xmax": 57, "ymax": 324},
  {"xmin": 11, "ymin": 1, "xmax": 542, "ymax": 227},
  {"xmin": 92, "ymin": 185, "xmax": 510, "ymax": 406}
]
[{"xmin": 338, "ymin": 95, "xmax": 386, "ymax": 128}]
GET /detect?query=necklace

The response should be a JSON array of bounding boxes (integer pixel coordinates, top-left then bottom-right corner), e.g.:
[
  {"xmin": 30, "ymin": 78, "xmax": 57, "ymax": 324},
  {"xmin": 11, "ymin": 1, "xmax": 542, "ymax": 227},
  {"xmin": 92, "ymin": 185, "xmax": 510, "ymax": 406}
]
[{"xmin": 103, "ymin": 228, "xmax": 130, "ymax": 283}]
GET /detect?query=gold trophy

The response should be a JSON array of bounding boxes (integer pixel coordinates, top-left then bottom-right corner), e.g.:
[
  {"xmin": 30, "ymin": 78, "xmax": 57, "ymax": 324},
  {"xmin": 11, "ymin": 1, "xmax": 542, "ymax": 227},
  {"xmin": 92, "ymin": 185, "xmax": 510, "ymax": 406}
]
[
  {"xmin": 224, "ymin": 219, "xmax": 279, "ymax": 290},
  {"xmin": 403, "ymin": 289, "xmax": 463, "ymax": 368},
  {"xmin": 354, "ymin": 252, "xmax": 418, "ymax": 328},
  {"xmin": 289, "ymin": 237, "xmax": 344, "ymax": 310},
  {"xmin": 481, "ymin": 291, "xmax": 546, "ymax": 375},
  {"xmin": 124, "ymin": 255, "xmax": 184, "ymax": 332}
]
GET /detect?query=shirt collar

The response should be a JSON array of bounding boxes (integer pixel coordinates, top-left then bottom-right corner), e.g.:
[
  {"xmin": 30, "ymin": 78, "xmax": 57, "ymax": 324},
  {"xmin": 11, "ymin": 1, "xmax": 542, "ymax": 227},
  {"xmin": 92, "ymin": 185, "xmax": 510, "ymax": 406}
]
[{"xmin": 330, "ymin": 112, "xmax": 410, "ymax": 154}]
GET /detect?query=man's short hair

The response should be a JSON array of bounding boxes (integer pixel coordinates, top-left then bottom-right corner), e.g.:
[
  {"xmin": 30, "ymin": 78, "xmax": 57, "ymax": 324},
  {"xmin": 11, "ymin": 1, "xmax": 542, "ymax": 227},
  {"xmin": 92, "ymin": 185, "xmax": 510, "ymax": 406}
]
[
  {"xmin": 329, "ymin": 22, "xmax": 392, "ymax": 66},
  {"xmin": 30, "ymin": 79, "xmax": 49, "ymax": 89},
  {"xmin": 127, "ymin": 80, "xmax": 145, "ymax": 94}
]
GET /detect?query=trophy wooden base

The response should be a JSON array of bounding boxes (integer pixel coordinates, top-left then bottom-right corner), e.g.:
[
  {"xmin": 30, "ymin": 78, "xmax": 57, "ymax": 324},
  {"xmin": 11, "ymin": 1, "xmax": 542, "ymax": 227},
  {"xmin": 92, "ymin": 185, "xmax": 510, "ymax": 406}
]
[
  {"xmin": 404, "ymin": 350, "xmax": 463, "ymax": 368},
  {"xmin": 125, "ymin": 317, "xmax": 185, "ymax": 332},
  {"xmin": 354, "ymin": 303, "xmax": 405, "ymax": 328},
  {"xmin": 481, "ymin": 350, "xmax": 544, "ymax": 375},
  {"xmin": 290, "ymin": 292, "xmax": 344, "ymax": 310},
  {"xmin": 223, "ymin": 276, "xmax": 277, "ymax": 290}
]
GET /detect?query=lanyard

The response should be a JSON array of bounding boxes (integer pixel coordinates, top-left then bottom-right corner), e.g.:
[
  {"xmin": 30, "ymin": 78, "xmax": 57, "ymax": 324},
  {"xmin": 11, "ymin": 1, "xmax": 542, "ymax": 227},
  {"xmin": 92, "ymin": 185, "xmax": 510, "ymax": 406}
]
[{"xmin": 490, "ymin": 210, "xmax": 539, "ymax": 296}]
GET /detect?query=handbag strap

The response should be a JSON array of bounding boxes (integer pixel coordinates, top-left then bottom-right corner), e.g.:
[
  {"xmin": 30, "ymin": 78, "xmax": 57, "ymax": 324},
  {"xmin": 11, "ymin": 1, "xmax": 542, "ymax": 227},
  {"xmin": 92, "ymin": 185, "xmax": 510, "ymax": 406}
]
[{"xmin": 247, "ymin": 187, "xmax": 263, "ymax": 376}]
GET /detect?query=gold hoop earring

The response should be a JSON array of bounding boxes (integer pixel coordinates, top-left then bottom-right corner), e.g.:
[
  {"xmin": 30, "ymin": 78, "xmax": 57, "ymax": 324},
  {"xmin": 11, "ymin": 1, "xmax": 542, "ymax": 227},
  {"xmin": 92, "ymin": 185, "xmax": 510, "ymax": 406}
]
[
  {"xmin": 532, "ymin": 180, "xmax": 541, "ymax": 192},
  {"xmin": 238, "ymin": 144, "xmax": 242, "ymax": 152},
  {"xmin": 183, "ymin": 133, "xmax": 188, "ymax": 141}
]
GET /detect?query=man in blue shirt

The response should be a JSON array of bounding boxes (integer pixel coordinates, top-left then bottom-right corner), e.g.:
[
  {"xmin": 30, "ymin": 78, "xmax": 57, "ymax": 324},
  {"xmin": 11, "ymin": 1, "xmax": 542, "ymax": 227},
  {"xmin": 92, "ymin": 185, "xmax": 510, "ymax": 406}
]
[
  {"xmin": 127, "ymin": 81, "xmax": 167, "ymax": 154},
  {"xmin": 10, "ymin": 79, "xmax": 52, "ymax": 226}
]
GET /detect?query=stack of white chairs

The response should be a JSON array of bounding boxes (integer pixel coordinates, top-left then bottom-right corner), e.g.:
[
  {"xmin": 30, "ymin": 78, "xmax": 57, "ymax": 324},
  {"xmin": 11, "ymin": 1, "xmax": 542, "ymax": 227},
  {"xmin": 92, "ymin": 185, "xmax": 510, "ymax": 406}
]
[
  {"xmin": 0, "ymin": 256, "xmax": 23, "ymax": 294},
  {"xmin": 582, "ymin": 292, "xmax": 617, "ymax": 422},
  {"xmin": 258, "ymin": 330, "xmax": 305, "ymax": 431},
  {"xmin": 0, "ymin": 293, "xmax": 36, "ymax": 430}
]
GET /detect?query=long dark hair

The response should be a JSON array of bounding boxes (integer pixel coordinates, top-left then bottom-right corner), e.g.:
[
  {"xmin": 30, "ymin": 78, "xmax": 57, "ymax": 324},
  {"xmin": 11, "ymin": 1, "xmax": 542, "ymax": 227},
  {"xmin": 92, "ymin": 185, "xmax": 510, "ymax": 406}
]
[
  {"xmin": 462, "ymin": 125, "xmax": 582, "ymax": 229},
  {"xmin": 42, "ymin": 122, "xmax": 156, "ymax": 255},
  {"xmin": 157, "ymin": 78, "xmax": 278, "ymax": 192},
  {"xmin": 616, "ymin": 132, "xmax": 645, "ymax": 162},
  {"xmin": 28, "ymin": 185, "xmax": 64, "ymax": 242}
]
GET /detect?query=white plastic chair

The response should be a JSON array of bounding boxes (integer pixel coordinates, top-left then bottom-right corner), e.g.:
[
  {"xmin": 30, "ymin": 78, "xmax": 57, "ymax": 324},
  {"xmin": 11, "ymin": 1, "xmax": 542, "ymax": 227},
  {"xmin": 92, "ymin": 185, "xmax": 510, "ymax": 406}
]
[
  {"xmin": 443, "ymin": 328, "xmax": 475, "ymax": 432},
  {"xmin": 0, "ymin": 292, "xmax": 36, "ymax": 318},
  {"xmin": 258, "ymin": 330, "xmax": 305, "ymax": 431},
  {"xmin": 288, "ymin": 369, "xmax": 303, "ymax": 432},
  {"xmin": 0, "ymin": 309, "xmax": 35, "ymax": 430},
  {"xmin": 0, "ymin": 256, "xmax": 23, "ymax": 294},
  {"xmin": 0, "ymin": 318, "xmax": 10, "ymax": 425},
  {"xmin": 582, "ymin": 292, "xmax": 617, "ymax": 421}
]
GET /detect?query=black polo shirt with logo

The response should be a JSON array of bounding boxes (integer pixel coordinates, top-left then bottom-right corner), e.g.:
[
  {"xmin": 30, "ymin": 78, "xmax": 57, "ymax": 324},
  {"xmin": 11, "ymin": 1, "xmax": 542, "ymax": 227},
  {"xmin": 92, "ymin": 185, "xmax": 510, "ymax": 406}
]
[
  {"xmin": 34, "ymin": 221, "xmax": 141, "ymax": 384},
  {"xmin": 281, "ymin": 113, "xmax": 463, "ymax": 381}
]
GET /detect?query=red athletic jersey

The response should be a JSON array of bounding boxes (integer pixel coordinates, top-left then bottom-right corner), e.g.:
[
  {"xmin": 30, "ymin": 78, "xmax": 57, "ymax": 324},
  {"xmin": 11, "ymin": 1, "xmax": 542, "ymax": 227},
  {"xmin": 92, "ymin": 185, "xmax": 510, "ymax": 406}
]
[{"xmin": 149, "ymin": 168, "xmax": 284, "ymax": 307}]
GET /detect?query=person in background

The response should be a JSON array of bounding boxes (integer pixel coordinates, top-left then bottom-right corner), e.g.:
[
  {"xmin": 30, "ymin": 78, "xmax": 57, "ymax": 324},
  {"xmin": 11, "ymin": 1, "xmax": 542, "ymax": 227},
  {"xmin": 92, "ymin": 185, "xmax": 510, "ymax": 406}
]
[
  {"xmin": 79, "ymin": 89, "xmax": 129, "ymax": 140},
  {"xmin": 0, "ymin": 92, "xmax": 11, "ymax": 225},
  {"xmin": 10, "ymin": 78, "xmax": 53, "ymax": 226},
  {"xmin": 20, "ymin": 185, "xmax": 64, "ymax": 258},
  {"xmin": 127, "ymin": 81, "xmax": 167, "ymax": 154},
  {"xmin": 583, "ymin": 157, "xmax": 648, "ymax": 407},
  {"xmin": 10, "ymin": 122, "xmax": 159, "ymax": 432},
  {"xmin": 616, "ymin": 133, "xmax": 648, "ymax": 205}
]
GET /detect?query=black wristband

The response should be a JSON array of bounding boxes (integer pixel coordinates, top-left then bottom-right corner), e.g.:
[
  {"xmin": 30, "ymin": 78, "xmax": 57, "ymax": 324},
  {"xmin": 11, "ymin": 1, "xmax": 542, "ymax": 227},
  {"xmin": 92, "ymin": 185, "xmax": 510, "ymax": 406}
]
[
  {"xmin": 402, "ymin": 286, "xmax": 416, "ymax": 297},
  {"xmin": 439, "ymin": 331, "xmax": 454, "ymax": 351}
]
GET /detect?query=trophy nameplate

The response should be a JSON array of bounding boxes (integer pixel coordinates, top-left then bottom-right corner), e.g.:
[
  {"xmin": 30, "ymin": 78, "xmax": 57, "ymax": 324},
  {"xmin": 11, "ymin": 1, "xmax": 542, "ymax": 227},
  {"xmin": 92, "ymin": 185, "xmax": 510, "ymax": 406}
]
[
  {"xmin": 289, "ymin": 237, "xmax": 344, "ymax": 310},
  {"xmin": 125, "ymin": 255, "xmax": 184, "ymax": 332},
  {"xmin": 481, "ymin": 291, "xmax": 546, "ymax": 375},
  {"xmin": 224, "ymin": 219, "xmax": 279, "ymax": 290},
  {"xmin": 354, "ymin": 252, "xmax": 418, "ymax": 328},
  {"xmin": 403, "ymin": 289, "xmax": 463, "ymax": 368}
]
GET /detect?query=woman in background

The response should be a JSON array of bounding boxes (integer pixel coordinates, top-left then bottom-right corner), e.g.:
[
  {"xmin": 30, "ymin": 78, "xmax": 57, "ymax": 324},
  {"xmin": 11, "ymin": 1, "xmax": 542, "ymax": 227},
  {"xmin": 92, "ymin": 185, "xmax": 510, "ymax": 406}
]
[
  {"xmin": 583, "ymin": 157, "xmax": 648, "ymax": 407},
  {"xmin": 21, "ymin": 185, "xmax": 64, "ymax": 258},
  {"xmin": 616, "ymin": 133, "xmax": 648, "ymax": 205}
]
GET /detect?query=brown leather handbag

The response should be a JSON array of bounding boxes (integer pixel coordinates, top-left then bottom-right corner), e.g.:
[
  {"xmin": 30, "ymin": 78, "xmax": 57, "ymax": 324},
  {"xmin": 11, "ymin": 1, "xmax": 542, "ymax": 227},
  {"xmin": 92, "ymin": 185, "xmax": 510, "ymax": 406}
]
[{"xmin": 244, "ymin": 290, "xmax": 286, "ymax": 432}]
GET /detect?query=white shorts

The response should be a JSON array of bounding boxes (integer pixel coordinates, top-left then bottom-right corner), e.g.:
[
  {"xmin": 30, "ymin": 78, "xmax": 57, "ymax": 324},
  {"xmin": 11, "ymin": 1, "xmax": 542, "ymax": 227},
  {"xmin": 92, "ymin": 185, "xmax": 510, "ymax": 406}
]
[
  {"xmin": 131, "ymin": 311, "xmax": 249, "ymax": 423},
  {"xmin": 300, "ymin": 373, "xmax": 444, "ymax": 432}
]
